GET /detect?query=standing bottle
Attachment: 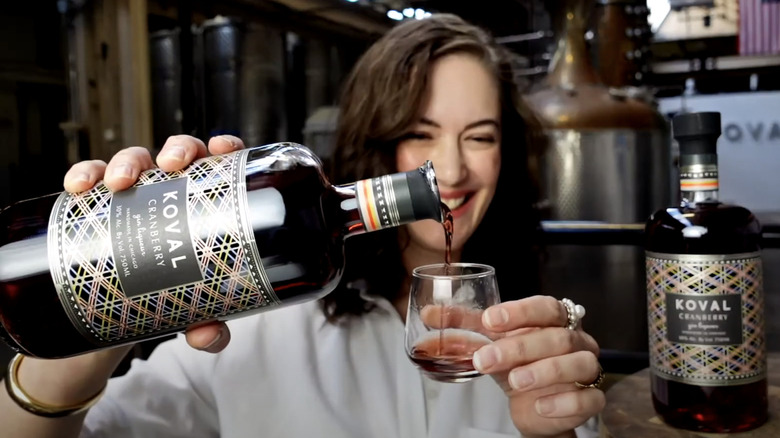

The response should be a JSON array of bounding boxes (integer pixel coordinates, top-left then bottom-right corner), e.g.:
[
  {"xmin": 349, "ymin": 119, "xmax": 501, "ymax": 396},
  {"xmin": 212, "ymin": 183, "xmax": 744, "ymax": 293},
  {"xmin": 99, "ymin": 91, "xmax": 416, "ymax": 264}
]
[
  {"xmin": 644, "ymin": 112, "xmax": 767, "ymax": 432},
  {"xmin": 0, "ymin": 142, "xmax": 443, "ymax": 359}
]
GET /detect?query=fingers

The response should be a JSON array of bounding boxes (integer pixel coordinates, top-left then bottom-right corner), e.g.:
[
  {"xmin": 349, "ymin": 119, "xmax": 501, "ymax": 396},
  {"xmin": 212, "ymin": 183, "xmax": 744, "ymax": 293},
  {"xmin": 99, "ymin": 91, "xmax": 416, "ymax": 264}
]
[
  {"xmin": 505, "ymin": 350, "xmax": 600, "ymax": 393},
  {"xmin": 102, "ymin": 147, "xmax": 156, "ymax": 192},
  {"xmin": 473, "ymin": 327, "xmax": 599, "ymax": 375},
  {"xmin": 155, "ymin": 135, "xmax": 208, "ymax": 172},
  {"xmin": 533, "ymin": 386, "xmax": 606, "ymax": 419},
  {"xmin": 63, "ymin": 134, "xmax": 244, "ymax": 194},
  {"xmin": 185, "ymin": 322, "xmax": 231, "ymax": 353},
  {"xmin": 508, "ymin": 383, "xmax": 605, "ymax": 435},
  {"xmin": 63, "ymin": 160, "xmax": 107, "ymax": 193},
  {"xmin": 207, "ymin": 134, "xmax": 245, "ymax": 155},
  {"xmin": 483, "ymin": 295, "xmax": 605, "ymax": 436},
  {"xmin": 482, "ymin": 295, "xmax": 567, "ymax": 333}
]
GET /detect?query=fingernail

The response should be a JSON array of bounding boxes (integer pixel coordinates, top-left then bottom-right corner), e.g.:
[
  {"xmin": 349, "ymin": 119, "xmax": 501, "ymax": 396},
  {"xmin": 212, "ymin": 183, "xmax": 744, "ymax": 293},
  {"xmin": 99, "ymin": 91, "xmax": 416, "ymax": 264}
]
[
  {"xmin": 484, "ymin": 307, "xmax": 508, "ymax": 328},
  {"xmin": 219, "ymin": 135, "xmax": 239, "ymax": 149},
  {"xmin": 74, "ymin": 172, "xmax": 91, "ymax": 184},
  {"xmin": 509, "ymin": 369, "xmax": 534, "ymax": 390},
  {"xmin": 114, "ymin": 164, "xmax": 134, "ymax": 179},
  {"xmin": 536, "ymin": 398, "xmax": 556, "ymax": 416},
  {"xmin": 161, "ymin": 146, "xmax": 186, "ymax": 161},
  {"xmin": 473, "ymin": 345, "xmax": 499, "ymax": 372},
  {"xmin": 200, "ymin": 331, "xmax": 224, "ymax": 351}
]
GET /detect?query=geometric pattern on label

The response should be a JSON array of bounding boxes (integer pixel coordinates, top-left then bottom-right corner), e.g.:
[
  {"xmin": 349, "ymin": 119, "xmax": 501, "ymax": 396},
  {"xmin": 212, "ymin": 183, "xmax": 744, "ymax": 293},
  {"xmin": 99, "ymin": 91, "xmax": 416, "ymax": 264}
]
[
  {"xmin": 51, "ymin": 150, "xmax": 274, "ymax": 343},
  {"xmin": 646, "ymin": 255, "xmax": 766, "ymax": 386}
]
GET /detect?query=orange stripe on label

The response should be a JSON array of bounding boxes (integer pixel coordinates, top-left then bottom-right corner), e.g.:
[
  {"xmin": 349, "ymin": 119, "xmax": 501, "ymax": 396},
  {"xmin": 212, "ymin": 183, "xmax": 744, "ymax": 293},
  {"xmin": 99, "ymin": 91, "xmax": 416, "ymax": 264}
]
[
  {"xmin": 360, "ymin": 180, "xmax": 380, "ymax": 231},
  {"xmin": 681, "ymin": 179, "xmax": 719, "ymax": 189}
]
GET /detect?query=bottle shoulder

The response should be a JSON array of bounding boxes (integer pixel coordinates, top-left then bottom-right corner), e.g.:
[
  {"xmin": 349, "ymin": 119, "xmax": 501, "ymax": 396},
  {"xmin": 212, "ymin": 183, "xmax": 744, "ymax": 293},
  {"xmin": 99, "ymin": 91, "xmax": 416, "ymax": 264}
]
[
  {"xmin": 645, "ymin": 202, "xmax": 762, "ymax": 254},
  {"xmin": 652, "ymin": 201, "xmax": 744, "ymax": 214},
  {"xmin": 648, "ymin": 202, "xmax": 758, "ymax": 225}
]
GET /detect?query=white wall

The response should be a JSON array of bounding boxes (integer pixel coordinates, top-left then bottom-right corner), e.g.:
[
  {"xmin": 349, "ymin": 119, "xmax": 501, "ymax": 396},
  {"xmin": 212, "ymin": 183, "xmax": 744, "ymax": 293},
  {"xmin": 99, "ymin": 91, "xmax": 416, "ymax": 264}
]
[
  {"xmin": 650, "ymin": 0, "xmax": 738, "ymax": 41},
  {"xmin": 657, "ymin": 91, "xmax": 780, "ymax": 213}
]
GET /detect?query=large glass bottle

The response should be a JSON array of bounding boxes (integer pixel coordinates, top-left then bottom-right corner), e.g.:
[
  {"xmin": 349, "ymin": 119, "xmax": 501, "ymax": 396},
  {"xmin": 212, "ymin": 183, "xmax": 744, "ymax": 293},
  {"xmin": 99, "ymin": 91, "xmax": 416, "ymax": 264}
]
[
  {"xmin": 0, "ymin": 142, "xmax": 443, "ymax": 359},
  {"xmin": 644, "ymin": 112, "xmax": 767, "ymax": 432}
]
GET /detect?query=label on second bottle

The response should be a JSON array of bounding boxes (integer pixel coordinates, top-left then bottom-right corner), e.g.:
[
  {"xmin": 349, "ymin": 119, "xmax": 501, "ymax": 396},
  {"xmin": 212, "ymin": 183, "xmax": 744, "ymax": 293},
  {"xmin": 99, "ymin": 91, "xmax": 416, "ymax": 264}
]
[{"xmin": 646, "ymin": 251, "xmax": 766, "ymax": 386}]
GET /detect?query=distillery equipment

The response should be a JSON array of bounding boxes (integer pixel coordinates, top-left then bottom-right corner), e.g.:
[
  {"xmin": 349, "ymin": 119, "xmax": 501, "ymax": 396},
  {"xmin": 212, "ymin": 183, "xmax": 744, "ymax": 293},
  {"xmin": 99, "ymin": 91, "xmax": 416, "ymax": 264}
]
[
  {"xmin": 149, "ymin": 28, "xmax": 184, "ymax": 148},
  {"xmin": 588, "ymin": 0, "xmax": 653, "ymax": 88},
  {"xmin": 197, "ymin": 16, "xmax": 287, "ymax": 148},
  {"xmin": 526, "ymin": 0, "xmax": 672, "ymax": 366}
]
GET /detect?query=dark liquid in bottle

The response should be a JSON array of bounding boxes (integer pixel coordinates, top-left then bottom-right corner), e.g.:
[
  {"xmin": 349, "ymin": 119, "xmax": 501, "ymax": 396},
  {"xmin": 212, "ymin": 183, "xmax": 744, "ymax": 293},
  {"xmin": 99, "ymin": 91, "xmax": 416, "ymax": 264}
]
[
  {"xmin": 0, "ymin": 195, "xmax": 94, "ymax": 357},
  {"xmin": 645, "ymin": 202, "xmax": 767, "ymax": 433}
]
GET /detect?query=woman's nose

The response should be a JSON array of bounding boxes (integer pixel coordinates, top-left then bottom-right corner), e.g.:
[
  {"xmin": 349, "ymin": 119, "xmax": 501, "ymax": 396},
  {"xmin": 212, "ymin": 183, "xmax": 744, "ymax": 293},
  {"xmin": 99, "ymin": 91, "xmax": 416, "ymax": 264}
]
[{"xmin": 430, "ymin": 139, "xmax": 467, "ymax": 186}]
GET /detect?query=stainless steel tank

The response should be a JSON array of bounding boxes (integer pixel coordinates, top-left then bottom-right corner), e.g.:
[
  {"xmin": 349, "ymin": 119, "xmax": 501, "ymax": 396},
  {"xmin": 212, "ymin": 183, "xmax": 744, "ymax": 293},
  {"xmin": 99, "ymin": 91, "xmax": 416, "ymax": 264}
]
[
  {"xmin": 149, "ymin": 28, "xmax": 183, "ymax": 148},
  {"xmin": 525, "ymin": 0, "xmax": 672, "ymax": 364},
  {"xmin": 198, "ymin": 16, "xmax": 286, "ymax": 147}
]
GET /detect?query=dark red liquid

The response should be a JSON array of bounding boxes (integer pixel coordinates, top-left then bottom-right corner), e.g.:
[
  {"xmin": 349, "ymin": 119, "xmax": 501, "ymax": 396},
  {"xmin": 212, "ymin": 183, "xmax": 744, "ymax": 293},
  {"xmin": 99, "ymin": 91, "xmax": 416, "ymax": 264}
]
[
  {"xmin": 439, "ymin": 203, "xmax": 453, "ymax": 354},
  {"xmin": 0, "ymin": 195, "xmax": 95, "ymax": 357},
  {"xmin": 414, "ymin": 205, "xmax": 486, "ymax": 383},
  {"xmin": 441, "ymin": 203, "xmax": 453, "ymax": 266},
  {"xmin": 645, "ymin": 201, "xmax": 767, "ymax": 432},
  {"xmin": 650, "ymin": 375, "xmax": 767, "ymax": 433},
  {"xmin": 410, "ymin": 330, "xmax": 490, "ymax": 382}
]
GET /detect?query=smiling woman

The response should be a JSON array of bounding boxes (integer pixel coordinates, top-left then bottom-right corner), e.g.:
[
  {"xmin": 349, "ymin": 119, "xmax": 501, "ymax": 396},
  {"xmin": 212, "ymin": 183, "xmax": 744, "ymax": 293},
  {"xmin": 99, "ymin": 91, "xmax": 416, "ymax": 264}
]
[{"xmin": 325, "ymin": 14, "xmax": 548, "ymax": 318}]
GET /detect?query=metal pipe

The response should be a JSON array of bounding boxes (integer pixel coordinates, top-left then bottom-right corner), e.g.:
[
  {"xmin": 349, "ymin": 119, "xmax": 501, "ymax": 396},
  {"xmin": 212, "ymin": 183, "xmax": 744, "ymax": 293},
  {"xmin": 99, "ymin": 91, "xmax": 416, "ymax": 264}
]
[{"xmin": 538, "ymin": 220, "xmax": 780, "ymax": 248}]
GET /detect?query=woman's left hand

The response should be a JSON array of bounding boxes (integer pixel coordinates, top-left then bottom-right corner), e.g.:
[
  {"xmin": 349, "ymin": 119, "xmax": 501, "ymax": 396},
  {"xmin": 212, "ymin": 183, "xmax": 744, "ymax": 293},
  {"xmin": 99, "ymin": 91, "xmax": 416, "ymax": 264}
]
[{"xmin": 472, "ymin": 295, "xmax": 606, "ymax": 438}]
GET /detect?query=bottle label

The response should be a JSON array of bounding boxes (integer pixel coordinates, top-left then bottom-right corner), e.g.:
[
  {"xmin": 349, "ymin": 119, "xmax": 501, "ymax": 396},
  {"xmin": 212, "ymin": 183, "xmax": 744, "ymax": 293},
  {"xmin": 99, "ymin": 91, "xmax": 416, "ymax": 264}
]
[
  {"xmin": 110, "ymin": 177, "xmax": 203, "ymax": 298},
  {"xmin": 355, "ymin": 175, "xmax": 406, "ymax": 232},
  {"xmin": 680, "ymin": 163, "xmax": 718, "ymax": 193},
  {"xmin": 48, "ymin": 149, "xmax": 278, "ymax": 344},
  {"xmin": 646, "ymin": 251, "xmax": 766, "ymax": 386}
]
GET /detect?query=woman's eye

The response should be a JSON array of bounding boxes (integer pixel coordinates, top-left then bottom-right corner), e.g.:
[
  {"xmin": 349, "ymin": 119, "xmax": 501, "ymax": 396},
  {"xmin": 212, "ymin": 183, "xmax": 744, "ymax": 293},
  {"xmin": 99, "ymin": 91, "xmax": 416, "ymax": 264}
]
[
  {"xmin": 401, "ymin": 132, "xmax": 432, "ymax": 141},
  {"xmin": 468, "ymin": 135, "xmax": 497, "ymax": 144}
]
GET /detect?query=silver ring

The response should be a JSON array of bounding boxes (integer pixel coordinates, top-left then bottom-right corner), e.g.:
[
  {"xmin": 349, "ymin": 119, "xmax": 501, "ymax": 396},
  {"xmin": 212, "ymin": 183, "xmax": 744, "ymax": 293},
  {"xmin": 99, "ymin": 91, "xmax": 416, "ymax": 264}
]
[{"xmin": 560, "ymin": 298, "xmax": 586, "ymax": 330}]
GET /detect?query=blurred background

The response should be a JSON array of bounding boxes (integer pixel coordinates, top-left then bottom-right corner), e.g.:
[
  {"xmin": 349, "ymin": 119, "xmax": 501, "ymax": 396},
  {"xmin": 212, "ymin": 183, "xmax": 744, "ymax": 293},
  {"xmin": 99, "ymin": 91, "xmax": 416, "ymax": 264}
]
[{"xmin": 1, "ymin": 0, "xmax": 779, "ymax": 378}]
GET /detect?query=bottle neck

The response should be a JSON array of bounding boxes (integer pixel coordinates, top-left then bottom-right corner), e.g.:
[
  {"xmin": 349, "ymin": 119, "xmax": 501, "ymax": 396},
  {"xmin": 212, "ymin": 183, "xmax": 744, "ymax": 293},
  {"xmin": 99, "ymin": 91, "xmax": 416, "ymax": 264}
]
[
  {"xmin": 334, "ymin": 183, "xmax": 367, "ymax": 239},
  {"xmin": 338, "ymin": 162, "xmax": 443, "ymax": 239},
  {"xmin": 679, "ymin": 153, "xmax": 719, "ymax": 207}
]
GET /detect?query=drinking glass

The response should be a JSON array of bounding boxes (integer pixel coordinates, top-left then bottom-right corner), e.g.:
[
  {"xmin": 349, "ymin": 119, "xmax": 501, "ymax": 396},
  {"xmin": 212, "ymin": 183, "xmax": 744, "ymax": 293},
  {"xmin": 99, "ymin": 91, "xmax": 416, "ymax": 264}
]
[{"xmin": 404, "ymin": 263, "xmax": 501, "ymax": 383}]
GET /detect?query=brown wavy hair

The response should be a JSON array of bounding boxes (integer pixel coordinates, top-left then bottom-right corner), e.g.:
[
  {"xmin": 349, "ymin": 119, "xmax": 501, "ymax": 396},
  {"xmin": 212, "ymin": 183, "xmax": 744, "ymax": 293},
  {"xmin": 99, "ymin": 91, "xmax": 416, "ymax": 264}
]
[{"xmin": 321, "ymin": 13, "xmax": 546, "ymax": 321}]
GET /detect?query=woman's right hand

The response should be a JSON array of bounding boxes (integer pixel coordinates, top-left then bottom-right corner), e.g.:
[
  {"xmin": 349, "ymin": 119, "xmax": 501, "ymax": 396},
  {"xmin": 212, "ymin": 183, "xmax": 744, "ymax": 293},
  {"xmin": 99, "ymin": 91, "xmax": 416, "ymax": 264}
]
[{"xmin": 15, "ymin": 135, "xmax": 244, "ymax": 407}]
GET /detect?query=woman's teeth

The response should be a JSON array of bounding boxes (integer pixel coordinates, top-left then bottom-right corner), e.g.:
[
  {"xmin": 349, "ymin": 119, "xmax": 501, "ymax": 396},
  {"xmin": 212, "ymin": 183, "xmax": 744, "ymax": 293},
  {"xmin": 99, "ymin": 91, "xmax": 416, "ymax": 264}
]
[{"xmin": 442, "ymin": 196, "xmax": 466, "ymax": 210}]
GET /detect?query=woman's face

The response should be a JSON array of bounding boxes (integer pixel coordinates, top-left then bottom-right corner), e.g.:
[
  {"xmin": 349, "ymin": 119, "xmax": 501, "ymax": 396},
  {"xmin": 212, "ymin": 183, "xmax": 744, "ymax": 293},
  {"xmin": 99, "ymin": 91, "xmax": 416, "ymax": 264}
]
[{"xmin": 396, "ymin": 53, "xmax": 502, "ymax": 258}]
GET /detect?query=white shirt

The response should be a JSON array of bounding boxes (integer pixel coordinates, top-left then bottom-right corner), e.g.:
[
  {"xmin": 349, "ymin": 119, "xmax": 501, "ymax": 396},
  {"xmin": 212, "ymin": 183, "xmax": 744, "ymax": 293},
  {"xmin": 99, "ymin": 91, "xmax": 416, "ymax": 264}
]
[{"xmin": 81, "ymin": 295, "xmax": 598, "ymax": 438}]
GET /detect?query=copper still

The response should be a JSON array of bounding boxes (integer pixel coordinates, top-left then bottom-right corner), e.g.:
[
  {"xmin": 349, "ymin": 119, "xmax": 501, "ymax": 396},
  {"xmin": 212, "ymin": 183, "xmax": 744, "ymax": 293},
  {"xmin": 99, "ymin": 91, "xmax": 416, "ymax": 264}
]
[
  {"xmin": 589, "ymin": 0, "xmax": 653, "ymax": 88},
  {"xmin": 525, "ymin": 0, "xmax": 671, "ymax": 362}
]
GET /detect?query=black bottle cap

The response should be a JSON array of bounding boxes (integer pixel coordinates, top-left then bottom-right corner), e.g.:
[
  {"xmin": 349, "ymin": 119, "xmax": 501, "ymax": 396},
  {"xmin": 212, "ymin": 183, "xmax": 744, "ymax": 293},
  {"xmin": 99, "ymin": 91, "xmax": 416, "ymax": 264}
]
[
  {"xmin": 672, "ymin": 112, "xmax": 721, "ymax": 155},
  {"xmin": 405, "ymin": 161, "xmax": 443, "ymax": 223}
]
